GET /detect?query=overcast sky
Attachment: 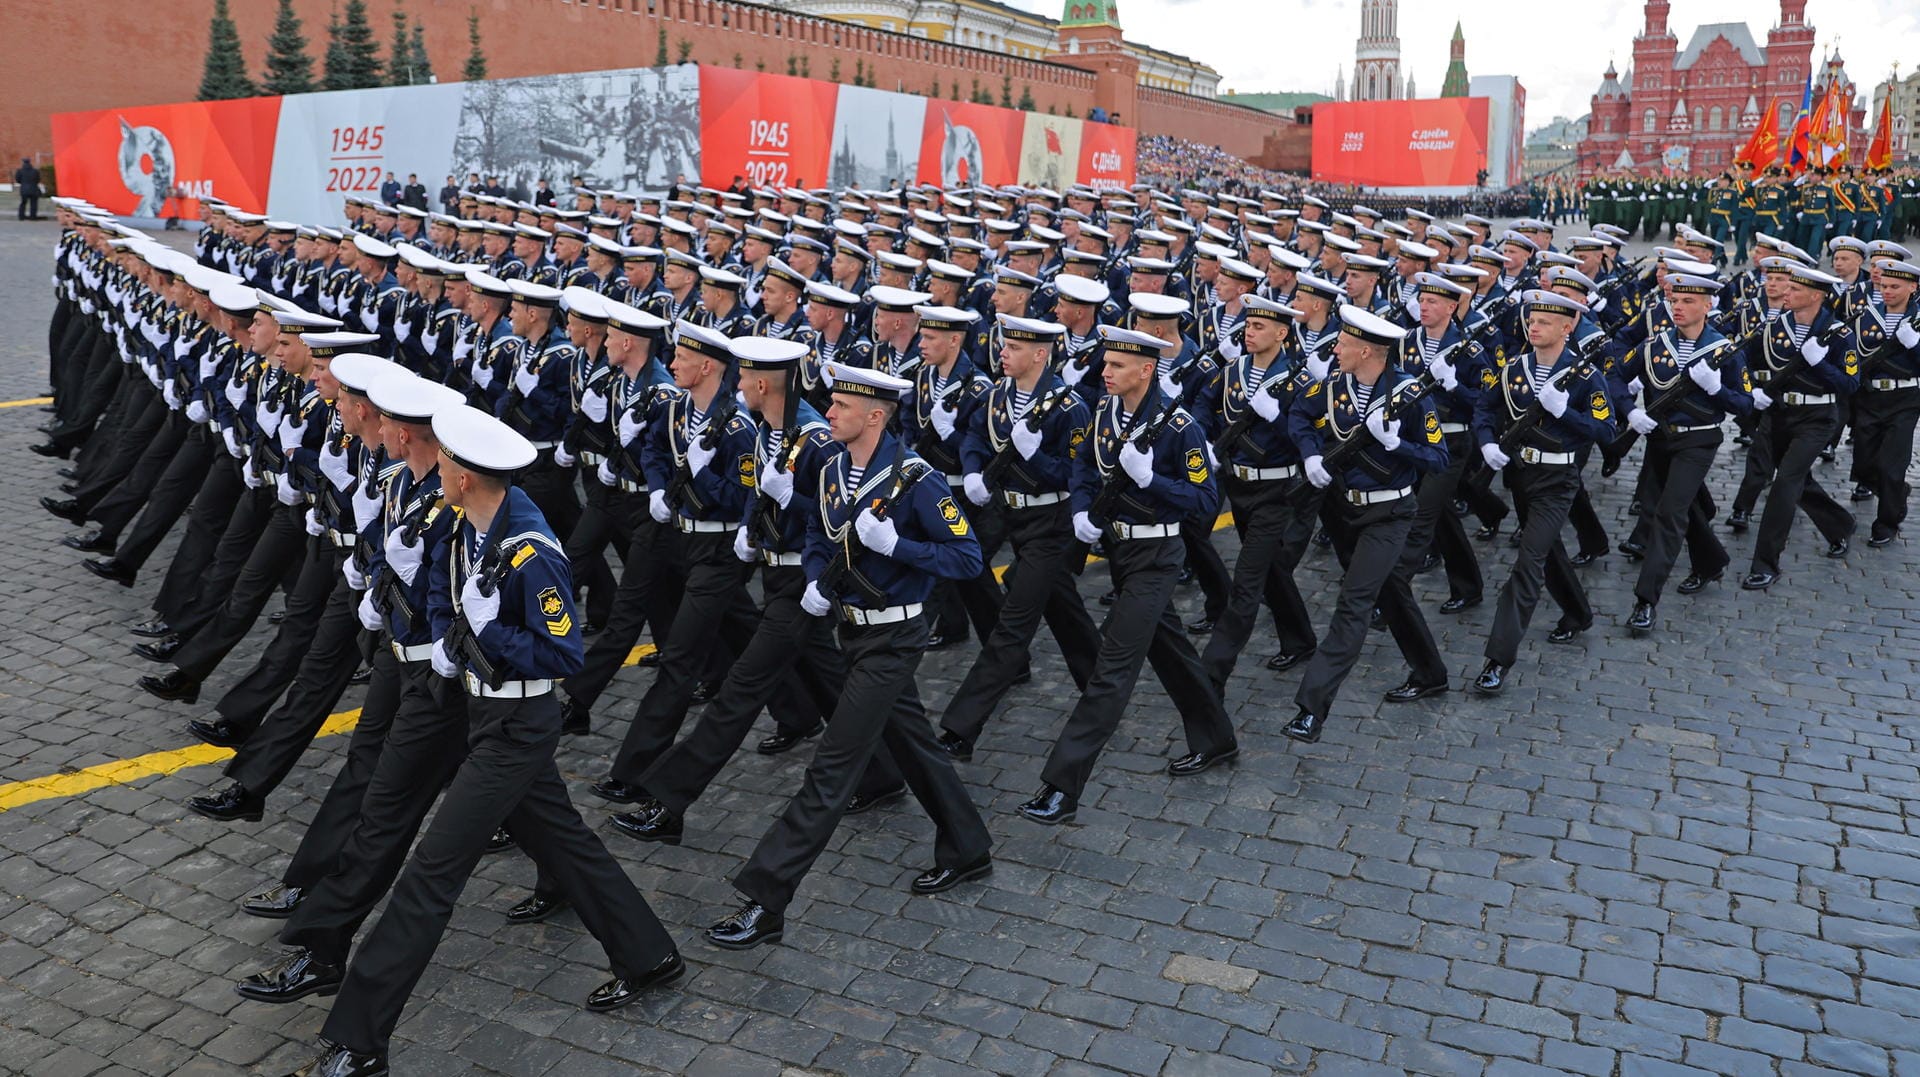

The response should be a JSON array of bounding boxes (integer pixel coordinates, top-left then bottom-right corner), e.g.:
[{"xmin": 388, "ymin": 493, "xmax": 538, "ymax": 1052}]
[{"xmin": 1007, "ymin": 0, "xmax": 1916, "ymax": 128}]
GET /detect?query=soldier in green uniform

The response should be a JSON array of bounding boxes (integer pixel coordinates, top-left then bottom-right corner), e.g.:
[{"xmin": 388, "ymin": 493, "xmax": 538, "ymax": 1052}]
[
  {"xmin": 1666, "ymin": 180, "xmax": 1692, "ymax": 240},
  {"xmin": 1754, "ymin": 169, "xmax": 1791, "ymax": 246},
  {"xmin": 1796, "ymin": 170, "xmax": 1832, "ymax": 255},
  {"xmin": 1732, "ymin": 163, "xmax": 1759, "ymax": 265},
  {"xmin": 1707, "ymin": 174, "xmax": 1739, "ymax": 254},
  {"xmin": 1834, "ymin": 166, "xmax": 1862, "ymax": 244},
  {"xmin": 1617, "ymin": 178, "xmax": 1643, "ymax": 239}
]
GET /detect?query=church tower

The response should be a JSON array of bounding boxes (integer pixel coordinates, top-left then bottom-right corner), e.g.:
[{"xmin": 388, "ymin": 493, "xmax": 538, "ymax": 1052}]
[
  {"xmin": 1440, "ymin": 21, "xmax": 1470, "ymax": 98},
  {"xmin": 1353, "ymin": 0, "xmax": 1402, "ymax": 102}
]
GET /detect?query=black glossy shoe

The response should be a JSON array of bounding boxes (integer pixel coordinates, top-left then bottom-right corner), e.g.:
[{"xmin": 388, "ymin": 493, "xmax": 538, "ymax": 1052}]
[
  {"xmin": 133, "ymin": 636, "xmax": 182, "ymax": 663},
  {"xmin": 583, "ymin": 620, "xmax": 605, "ymax": 637},
  {"xmin": 1010, "ymin": 668, "xmax": 1032, "ymax": 686},
  {"xmin": 1617, "ymin": 540, "xmax": 1646, "ymax": 562},
  {"xmin": 1168, "ymin": 746, "xmax": 1239, "ymax": 777},
  {"xmin": 560, "ymin": 697, "xmax": 590, "ymax": 736},
  {"xmin": 1439, "ymin": 595, "xmax": 1481, "ymax": 615},
  {"xmin": 1852, "ymin": 483, "xmax": 1875, "ymax": 502},
  {"xmin": 279, "ymin": 1043, "xmax": 385, "ymax": 1077},
  {"xmin": 485, "ymin": 828, "xmax": 514, "ymax": 853},
  {"xmin": 910, "ymin": 854, "xmax": 993, "ymax": 895},
  {"xmin": 690, "ymin": 679, "xmax": 721, "ymax": 703},
  {"xmin": 1266, "ymin": 648, "xmax": 1315, "ymax": 673},
  {"xmin": 1177, "ymin": 565, "xmax": 1195, "ymax": 585},
  {"xmin": 56, "ymin": 466, "xmax": 77, "ymax": 479},
  {"xmin": 1312, "ymin": 530, "xmax": 1334, "ymax": 549},
  {"xmin": 505, "ymin": 893, "xmax": 570, "ymax": 924},
  {"xmin": 635, "ymin": 649, "xmax": 660, "ymax": 667},
  {"xmin": 60, "ymin": 529, "xmax": 113, "ymax": 553},
  {"xmin": 189, "ymin": 718, "xmax": 247, "ymax": 748},
  {"xmin": 1819, "ymin": 449, "xmax": 1836, "ymax": 464},
  {"xmin": 1547, "ymin": 621, "xmax": 1591, "ymax": 644},
  {"xmin": 83, "ymin": 557, "xmax": 136, "ymax": 586},
  {"xmin": 1741, "ymin": 571, "xmax": 1778, "ymax": 590},
  {"xmin": 1417, "ymin": 552, "xmax": 1443, "ymax": 575},
  {"xmin": 1826, "ymin": 537, "xmax": 1851, "ymax": 558},
  {"xmin": 1017, "ymin": 786, "xmax": 1077, "ymax": 826},
  {"xmin": 1099, "ymin": 588, "xmax": 1118, "ymax": 606},
  {"xmin": 242, "ymin": 884, "xmax": 304, "ymax": 919},
  {"xmin": 129, "ymin": 617, "xmax": 172, "ymax": 638},
  {"xmin": 1677, "ymin": 570, "xmax": 1722, "ymax": 595},
  {"xmin": 1282, "ymin": 709, "xmax": 1325, "ymax": 744},
  {"xmin": 757, "ymin": 723, "xmax": 820, "ymax": 755},
  {"xmin": 188, "ymin": 782, "xmax": 262, "ymax": 822},
  {"xmin": 1569, "ymin": 549, "xmax": 1605, "ymax": 567},
  {"xmin": 1626, "ymin": 601, "xmax": 1656, "ymax": 637},
  {"xmin": 609, "ymin": 801, "xmax": 683, "ymax": 845},
  {"xmin": 847, "ymin": 784, "xmax": 907, "ymax": 816},
  {"xmin": 1473, "ymin": 660, "xmax": 1507, "ymax": 695},
  {"xmin": 1726, "ymin": 510, "xmax": 1751, "ymax": 532},
  {"xmin": 585, "ymin": 951, "xmax": 686, "ymax": 1011},
  {"xmin": 348, "ymin": 662, "xmax": 372, "ymax": 685},
  {"xmin": 140, "ymin": 669, "xmax": 198, "ymax": 703},
  {"xmin": 40, "ymin": 496, "xmax": 85, "ymax": 523},
  {"xmin": 29, "ymin": 442, "xmax": 71, "ymax": 459},
  {"xmin": 1384, "ymin": 678, "xmax": 1448, "ymax": 703},
  {"xmin": 590, "ymin": 777, "xmax": 640, "ymax": 803},
  {"xmin": 1368, "ymin": 607, "xmax": 1386, "ymax": 631},
  {"xmin": 1472, "ymin": 522, "xmax": 1501, "ymax": 541},
  {"xmin": 267, "ymin": 609, "xmax": 286, "ymax": 626},
  {"xmin": 1185, "ymin": 617, "xmax": 1216, "ymax": 634},
  {"xmin": 58, "ymin": 481, "xmax": 79, "ymax": 494},
  {"xmin": 924, "ymin": 632, "xmax": 965, "ymax": 650},
  {"xmin": 936, "ymin": 730, "xmax": 974, "ymax": 762},
  {"xmin": 706, "ymin": 900, "xmax": 784, "ymax": 950},
  {"xmin": 1869, "ymin": 529, "xmax": 1898, "ymax": 548},
  {"xmin": 1507, "ymin": 529, "xmax": 1522, "ymax": 547}
]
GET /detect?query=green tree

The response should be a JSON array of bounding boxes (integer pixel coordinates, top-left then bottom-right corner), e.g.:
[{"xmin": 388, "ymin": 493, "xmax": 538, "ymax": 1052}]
[
  {"xmin": 950, "ymin": 81, "xmax": 960, "ymax": 100},
  {"xmin": 676, "ymin": 38, "xmax": 693, "ymax": 64},
  {"xmin": 798, "ymin": 55, "xmax": 810, "ymax": 78},
  {"xmin": 408, "ymin": 20, "xmax": 433, "ymax": 83},
  {"xmin": 463, "ymin": 11, "xmax": 487, "ymax": 81},
  {"xmin": 196, "ymin": 0, "xmax": 256, "ymax": 101},
  {"xmin": 387, "ymin": 7, "xmax": 411, "ymax": 86},
  {"xmin": 830, "ymin": 58, "xmax": 840, "ymax": 82},
  {"xmin": 655, "ymin": 28, "xmax": 668, "ymax": 66},
  {"xmin": 1018, "ymin": 85, "xmax": 1035, "ymax": 112},
  {"xmin": 331, "ymin": 0, "xmax": 383, "ymax": 89},
  {"xmin": 734, "ymin": 52, "xmax": 744, "ymax": 69},
  {"xmin": 854, "ymin": 58, "xmax": 866, "ymax": 87},
  {"xmin": 262, "ymin": 0, "xmax": 315, "ymax": 96},
  {"xmin": 322, "ymin": 13, "xmax": 351, "ymax": 90},
  {"xmin": 786, "ymin": 55, "xmax": 797, "ymax": 77},
  {"xmin": 1001, "ymin": 75, "xmax": 1013, "ymax": 108}
]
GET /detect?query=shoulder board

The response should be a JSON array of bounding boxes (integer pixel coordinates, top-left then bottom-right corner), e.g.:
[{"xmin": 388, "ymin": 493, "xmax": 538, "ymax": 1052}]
[
  {"xmin": 501, "ymin": 530, "xmax": 564, "ymax": 557},
  {"xmin": 899, "ymin": 458, "xmax": 935, "ymax": 483},
  {"xmin": 725, "ymin": 413, "xmax": 752, "ymax": 433},
  {"xmin": 1169, "ymin": 410, "xmax": 1192, "ymax": 430}
]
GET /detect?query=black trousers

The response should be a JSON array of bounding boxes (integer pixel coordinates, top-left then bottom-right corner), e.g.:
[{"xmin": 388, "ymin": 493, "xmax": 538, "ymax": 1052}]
[
  {"xmin": 517, "ymin": 454, "xmax": 582, "ymax": 557},
  {"xmin": 1410, "ymin": 432, "xmax": 1482, "ymax": 602},
  {"xmin": 941, "ymin": 501, "xmax": 1102, "ymax": 744},
  {"xmin": 1633, "ymin": 430, "xmax": 1729, "ymax": 605},
  {"xmin": 1567, "ymin": 453, "xmax": 1609, "ymax": 557},
  {"xmin": 563, "ymin": 492, "xmax": 682, "ymax": 710},
  {"xmin": 1852, "ymin": 389, "xmax": 1920, "ymax": 539},
  {"xmin": 225, "ymin": 565, "xmax": 366, "ymax": 798},
  {"xmin": 280, "ymin": 646, "xmax": 406, "ymax": 891},
  {"xmin": 161, "ymin": 467, "xmax": 272, "ymax": 627},
  {"xmin": 1199, "ymin": 477, "xmax": 1317, "ymax": 694},
  {"xmin": 171, "ymin": 502, "xmax": 309, "ymax": 677},
  {"xmin": 1295, "ymin": 494, "xmax": 1447, "ymax": 718},
  {"xmin": 73, "ymin": 385, "xmax": 167, "ymax": 501},
  {"xmin": 321, "ymin": 691, "xmax": 676, "ymax": 1058},
  {"xmin": 48, "ymin": 311, "xmax": 89, "ymax": 410},
  {"xmin": 1748, "ymin": 405, "xmax": 1854, "ymax": 576},
  {"xmin": 565, "ymin": 471, "xmax": 628, "ymax": 627},
  {"xmin": 1485, "ymin": 463, "xmax": 1591, "ymax": 667},
  {"xmin": 1039, "ymin": 535, "xmax": 1237, "ymax": 802},
  {"xmin": 87, "ymin": 410, "xmax": 189, "ymax": 533},
  {"xmin": 637, "ymin": 565, "xmax": 901, "ymax": 816},
  {"xmin": 1733, "ymin": 410, "xmax": 1778, "ymax": 515},
  {"xmin": 607, "ymin": 531, "xmax": 818, "ymax": 783},
  {"xmin": 734, "ymin": 614, "xmax": 991, "ymax": 915},
  {"xmin": 48, "ymin": 332, "xmax": 121, "ymax": 448},
  {"xmin": 69, "ymin": 355, "xmax": 140, "ymax": 472},
  {"xmin": 280, "ymin": 660, "xmax": 467, "ymax": 963},
  {"xmin": 207, "ymin": 534, "xmax": 339, "ymax": 727},
  {"xmin": 112, "ymin": 428, "xmax": 221, "ymax": 561},
  {"xmin": 1180, "ymin": 515, "xmax": 1231, "ymax": 622},
  {"xmin": 1459, "ymin": 454, "xmax": 1512, "ymax": 529},
  {"xmin": 928, "ymin": 483, "xmax": 1008, "ymax": 641},
  {"xmin": 19, "ymin": 191, "xmax": 38, "ymax": 219}
]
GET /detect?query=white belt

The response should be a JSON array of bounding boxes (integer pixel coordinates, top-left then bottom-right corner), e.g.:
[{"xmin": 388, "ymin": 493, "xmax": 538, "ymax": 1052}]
[
  {"xmin": 528, "ymin": 440, "xmax": 558, "ymax": 451},
  {"xmin": 391, "ymin": 641, "xmax": 434, "ymax": 662},
  {"xmin": 839, "ymin": 602, "xmax": 923, "ymax": 626},
  {"xmin": 1438, "ymin": 422, "xmax": 1469, "ymax": 434},
  {"xmin": 326, "ymin": 528, "xmax": 356, "ymax": 548},
  {"xmin": 675, "ymin": 516, "xmax": 733, "ymax": 533},
  {"xmin": 580, "ymin": 451, "xmax": 604, "ymax": 466},
  {"xmin": 1109, "ymin": 522, "xmax": 1181, "ymax": 539},
  {"xmin": 761, "ymin": 550, "xmax": 803, "ymax": 566},
  {"xmin": 944, "ymin": 473, "xmax": 968, "ymax": 486},
  {"xmin": 463, "ymin": 673, "xmax": 554, "ymax": 698},
  {"xmin": 1516, "ymin": 447, "xmax": 1577, "ymax": 466},
  {"xmin": 1231, "ymin": 464, "xmax": 1300, "ymax": 482},
  {"xmin": 617, "ymin": 478, "xmax": 647, "ymax": 494},
  {"xmin": 1662, "ymin": 422, "xmax": 1720, "ymax": 434},
  {"xmin": 1869, "ymin": 378, "xmax": 1920, "ymax": 391},
  {"xmin": 1782, "ymin": 392, "xmax": 1835, "ymax": 406},
  {"xmin": 1345, "ymin": 486, "xmax": 1412, "ymax": 506},
  {"xmin": 1002, "ymin": 490, "xmax": 1069, "ymax": 508}
]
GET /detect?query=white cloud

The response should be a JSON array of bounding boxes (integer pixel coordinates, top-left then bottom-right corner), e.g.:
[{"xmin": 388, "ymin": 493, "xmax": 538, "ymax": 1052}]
[{"xmin": 1003, "ymin": 0, "xmax": 1914, "ymax": 127}]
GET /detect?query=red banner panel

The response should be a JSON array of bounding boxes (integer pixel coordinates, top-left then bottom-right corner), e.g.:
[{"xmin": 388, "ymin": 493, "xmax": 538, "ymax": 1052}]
[
  {"xmin": 916, "ymin": 100, "xmax": 1025, "ymax": 187},
  {"xmin": 1311, "ymin": 98, "xmax": 1490, "ymax": 187},
  {"xmin": 1077, "ymin": 122, "xmax": 1136, "ymax": 191},
  {"xmin": 698, "ymin": 66, "xmax": 840, "ymax": 191},
  {"xmin": 51, "ymin": 97, "xmax": 283, "ymax": 218}
]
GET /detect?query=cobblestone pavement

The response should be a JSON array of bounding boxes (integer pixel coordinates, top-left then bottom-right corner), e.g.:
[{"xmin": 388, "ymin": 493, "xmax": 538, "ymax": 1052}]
[{"xmin": 2, "ymin": 216, "xmax": 1919, "ymax": 1077}]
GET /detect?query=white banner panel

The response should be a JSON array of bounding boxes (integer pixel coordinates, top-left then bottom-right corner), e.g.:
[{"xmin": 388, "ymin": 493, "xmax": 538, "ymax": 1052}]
[{"xmin": 267, "ymin": 84, "xmax": 466, "ymax": 222}]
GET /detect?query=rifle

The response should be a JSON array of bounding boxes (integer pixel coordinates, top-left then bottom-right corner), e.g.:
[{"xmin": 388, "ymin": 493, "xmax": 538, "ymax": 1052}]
[
  {"xmin": 1212, "ymin": 357, "xmax": 1294, "ymax": 459},
  {"xmin": 981, "ymin": 386, "xmax": 1067, "ymax": 491},
  {"xmin": 443, "ymin": 535, "xmax": 531, "ymax": 690},
  {"xmin": 1287, "ymin": 370, "xmax": 1438, "ymax": 510},
  {"xmin": 664, "ymin": 389, "xmax": 736, "ymax": 515},
  {"xmin": 374, "ymin": 490, "xmax": 443, "ymax": 629},
  {"xmin": 1851, "ymin": 307, "xmax": 1920, "ymax": 384},
  {"xmin": 818, "ymin": 437, "xmax": 908, "ymax": 605},
  {"xmin": 1461, "ymin": 337, "xmax": 1606, "ymax": 498},
  {"xmin": 1602, "ymin": 316, "xmax": 1805, "ymax": 461},
  {"xmin": 1071, "ymin": 387, "xmax": 1190, "ymax": 575},
  {"xmin": 747, "ymin": 375, "xmax": 803, "ymax": 550}
]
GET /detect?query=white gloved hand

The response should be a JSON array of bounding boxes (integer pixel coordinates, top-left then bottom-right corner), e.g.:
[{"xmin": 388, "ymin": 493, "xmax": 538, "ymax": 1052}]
[
  {"xmin": 963, "ymin": 473, "xmax": 990, "ymax": 506},
  {"xmin": 649, "ymin": 489, "xmax": 670, "ymax": 522},
  {"xmin": 1250, "ymin": 386, "xmax": 1281, "ymax": 421},
  {"xmin": 733, "ymin": 525, "xmax": 757, "ymax": 563},
  {"xmin": 855, "ymin": 507, "xmax": 899, "ymax": 556},
  {"xmin": 453, "ymin": 333, "xmax": 474, "ymax": 361},
  {"xmin": 224, "ymin": 377, "xmax": 247, "ymax": 409},
  {"xmin": 686, "ymin": 438, "xmax": 715, "ymax": 475},
  {"xmin": 1627, "ymin": 407, "xmax": 1658, "ymax": 435},
  {"xmin": 186, "ymin": 399, "xmax": 209, "ymax": 424},
  {"xmin": 582, "ymin": 383, "xmax": 609, "ymax": 422},
  {"xmin": 617, "ymin": 408, "xmax": 643, "ymax": 446},
  {"xmin": 1751, "ymin": 386, "xmax": 1773, "ymax": 410},
  {"xmin": 513, "ymin": 363, "xmax": 540, "ymax": 395},
  {"xmin": 1801, "ymin": 336, "xmax": 1829, "ymax": 366},
  {"xmin": 930, "ymin": 396, "xmax": 958, "ymax": 439},
  {"xmin": 1306, "ymin": 350, "xmax": 1332, "ymax": 382},
  {"xmin": 384, "ymin": 528, "xmax": 425, "ymax": 585},
  {"xmin": 1898, "ymin": 321, "xmax": 1920, "ymax": 349},
  {"xmin": 1120, "ymin": 441, "xmax": 1155, "ymax": 488},
  {"xmin": 258, "ymin": 398, "xmax": 284, "ymax": 434},
  {"xmin": 1687, "ymin": 360, "xmax": 1723, "ymax": 394},
  {"xmin": 1591, "ymin": 296, "xmax": 1609, "ymax": 313},
  {"xmin": 431, "ymin": 638, "xmax": 459, "ymax": 678},
  {"xmin": 242, "ymin": 466, "xmax": 263, "ymax": 490},
  {"xmin": 1481, "ymin": 442, "xmax": 1510, "ymax": 470},
  {"xmin": 1157, "ymin": 364, "xmax": 1183, "ymax": 400},
  {"xmin": 275, "ymin": 472, "xmax": 301, "ymax": 506},
  {"xmin": 357, "ymin": 590, "xmax": 384, "ymax": 631},
  {"xmin": 1061, "ymin": 358, "xmax": 1088, "ymax": 386},
  {"xmin": 1010, "ymin": 420, "xmax": 1043, "ymax": 459},
  {"xmin": 1537, "ymin": 377, "xmax": 1570, "ymax": 417},
  {"xmin": 198, "ymin": 348, "xmax": 219, "ymax": 380},
  {"xmin": 279, "ymin": 415, "xmax": 308, "ymax": 453},
  {"xmin": 473, "ymin": 360, "xmax": 495, "ymax": 390},
  {"xmin": 1429, "ymin": 349, "xmax": 1457, "ymax": 390},
  {"xmin": 1403, "ymin": 292, "xmax": 1422, "ymax": 320},
  {"xmin": 320, "ymin": 442, "xmax": 353, "ymax": 490},
  {"xmin": 1304, "ymin": 454, "xmax": 1332, "ymax": 488},
  {"xmin": 1365, "ymin": 409, "xmax": 1402, "ymax": 450},
  {"xmin": 343, "ymin": 557, "xmax": 367, "ymax": 590},
  {"xmin": 1072, "ymin": 510, "xmax": 1102, "ymax": 543},
  {"xmin": 352, "ymin": 483, "xmax": 382, "ymax": 531},
  {"xmin": 596, "ymin": 459, "xmax": 617, "ymax": 487},
  {"xmin": 552, "ymin": 444, "xmax": 575, "ymax": 468},
  {"xmin": 800, "ymin": 580, "xmax": 831, "ymax": 616},
  {"xmin": 460, "ymin": 575, "xmax": 500, "ymax": 635},
  {"xmin": 759, "ymin": 464, "xmax": 793, "ymax": 507},
  {"xmin": 163, "ymin": 381, "xmax": 181, "ymax": 409},
  {"xmin": 304, "ymin": 507, "xmax": 324, "ymax": 536}
]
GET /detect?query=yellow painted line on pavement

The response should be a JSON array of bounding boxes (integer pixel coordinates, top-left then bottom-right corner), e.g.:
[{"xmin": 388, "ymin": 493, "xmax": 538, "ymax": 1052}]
[{"xmin": 0, "ymin": 396, "xmax": 54, "ymax": 409}]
